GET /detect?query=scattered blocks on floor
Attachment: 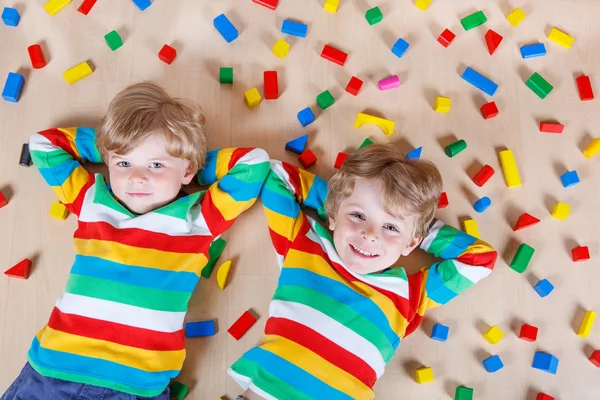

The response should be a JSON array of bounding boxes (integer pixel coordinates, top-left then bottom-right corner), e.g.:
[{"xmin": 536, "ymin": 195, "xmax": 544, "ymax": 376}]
[
  {"xmin": 484, "ymin": 326, "xmax": 505, "ymax": 344},
  {"xmin": 253, "ymin": 0, "xmax": 278, "ymax": 10},
  {"xmin": 213, "ymin": 14, "xmax": 239, "ymax": 43},
  {"xmin": 431, "ymin": 323, "xmax": 449, "ymax": 342},
  {"xmin": 345, "ymin": 76, "xmax": 363, "ymax": 96},
  {"xmin": 104, "ymin": 30, "xmax": 123, "ymax": 51},
  {"xmin": 461, "ymin": 67, "xmax": 498, "ymax": 96},
  {"xmin": 510, "ymin": 243, "xmax": 535, "ymax": 273},
  {"xmin": 285, "ymin": 134, "xmax": 308, "ymax": 154},
  {"xmin": 590, "ymin": 350, "xmax": 600, "ymax": 367},
  {"xmin": 2, "ymin": 72, "xmax": 24, "ymax": 103},
  {"xmin": 513, "ymin": 213, "xmax": 540, "ymax": 231},
  {"xmin": 435, "ymin": 97, "xmax": 451, "ymax": 113},
  {"xmin": 484, "ymin": 29, "xmax": 503, "ymax": 55},
  {"xmin": 506, "ymin": 7, "xmax": 526, "ymax": 26},
  {"xmin": 365, "ymin": 6, "xmax": 383, "ymax": 25},
  {"xmin": 28, "ymin": 45, "xmax": 47, "ymax": 69},
  {"xmin": 577, "ymin": 311, "xmax": 596, "ymax": 338},
  {"xmin": 534, "ymin": 279, "xmax": 554, "ymax": 298},
  {"xmin": 551, "ymin": 202, "xmax": 571, "ymax": 220},
  {"xmin": 391, "ymin": 38, "xmax": 409, "ymax": 58},
  {"xmin": 297, "ymin": 107, "xmax": 315, "ymax": 127},
  {"xmin": 437, "ymin": 192, "xmax": 449, "ymax": 209},
  {"xmin": 220, "ymin": 67, "xmax": 233, "ymax": 84},
  {"xmin": 482, "ymin": 355, "xmax": 504, "ymax": 373},
  {"xmin": 463, "ymin": 219, "xmax": 480, "ymax": 239},
  {"xmin": 519, "ymin": 324, "xmax": 539, "ymax": 342},
  {"xmin": 576, "ymin": 75, "xmax": 594, "ymax": 101},
  {"xmin": 526, "ymin": 72, "xmax": 554, "ymax": 99},
  {"xmin": 532, "ymin": 352, "xmax": 559, "ymax": 374},
  {"xmin": 228, "ymin": 310, "xmax": 257, "ymax": 340},
  {"xmin": 131, "ymin": 0, "xmax": 152, "ymax": 11},
  {"xmin": 378, "ymin": 75, "xmax": 400, "ymax": 91},
  {"xmin": 49, "ymin": 202, "xmax": 69, "ymax": 220},
  {"xmin": 264, "ymin": 70, "xmax": 279, "ymax": 100},
  {"xmin": 414, "ymin": 0, "xmax": 432, "ymax": 11},
  {"xmin": 334, "ymin": 152, "xmax": 348, "ymax": 169},
  {"xmin": 77, "ymin": 0, "xmax": 97, "ymax": 15},
  {"xmin": 321, "ymin": 44, "xmax": 348, "ymax": 66},
  {"xmin": 571, "ymin": 246, "xmax": 590, "ymax": 262},
  {"xmin": 244, "ymin": 88, "xmax": 262, "ymax": 108},
  {"xmin": 539, "ymin": 121, "xmax": 564, "ymax": 134},
  {"xmin": 536, "ymin": 394, "xmax": 554, "ymax": 400},
  {"xmin": 445, "ymin": 139, "xmax": 467, "ymax": 157},
  {"xmin": 560, "ymin": 170, "xmax": 580, "ymax": 187},
  {"xmin": 520, "ymin": 43, "xmax": 547, "ymax": 59},
  {"xmin": 299, "ymin": 149, "xmax": 317, "ymax": 168},
  {"xmin": 355, "ymin": 112, "xmax": 395, "ymax": 136},
  {"xmin": 324, "ymin": 0, "xmax": 339, "ymax": 13},
  {"xmin": 0, "ymin": 191, "xmax": 7, "ymax": 208},
  {"xmin": 474, "ymin": 197, "xmax": 491, "ymax": 213},
  {"xmin": 480, "ymin": 101, "xmax": 499, "ymax": 119},
  {"xmin": 406, "ymin": 147, "xmax": 422, "ymax": 160},
  {"xmin": 201, "ymin": 238, "xmax": 226, "ymax": 278},
  {"xmin": 437, "ymin": 29, "xmax": 456, "ymax": 47},
  {"xmin": 358, "ymin": 137, "xmax": 374, "ymax": 150},
  {"xmin": 455, "ymin": 386, "xmax": 474, "ymax": 400},
  {"xmin": 461, "ymin": 10, "xmax": 487, "ymax": 31},
  {"xmin": 185, "ymin": 320, "xmax": 215, "ymax": 337},
  {"xmin": 158, "ymin": 44, "xmax": 176, "ymax": 64},
  {"xmin": 498, "ymin": 149, "xmax": 522, "ymax": 188},
  {"xmin": 4, "ymin": 258, "xmax": 32, "ymax": 280},
  {"xmin": 316, "ymin": 90, "xmax": 335, "ymax": 110},
  {"xmin": 583, "ymin": 138, "xmax": 600, "ymax": 158},
  {"xmin": 19, "ymin": 143, "xmax": 31, "ymax": 166},
  {"xmin": 44, "ymin": 0, "xmax": 72, "ymax": 16},
  {"xmin": 414, "ymin": 367, "xmax": 434, "ymax": 384},
  {"xmin": 63, "ymin": 61, "xmax": 93, "ymax": 84},
  {"xmin": 170, "ymin": 381, "xmax": 189, "ymax": 400},
  {"xmin": 216, "ymin": 260, "xmax": 232, "ymax": 290},
  {"xmin": 548, "ymin": 27, "xmax": 574, "ymax": 49},
  {"xmin": 272, "ymin": 39, "xmax": 290, "ymax": 59},
  {"xmin": 281, "ymin": 19, "xmax": 308, "ymax": 38},
  {"xmin": 2, "ymin": 7, "xmax": 20, "ymax": 26},
  {"xmin": 472, "ymin": 165, "xmax": 495, "ymax": 187}
]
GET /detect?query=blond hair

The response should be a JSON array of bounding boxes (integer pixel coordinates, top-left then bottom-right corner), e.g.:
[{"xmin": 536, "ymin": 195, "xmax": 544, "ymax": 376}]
[
  {"xmin": 97, "ymin": 82, "xmax": 207, "ymax": 173},
  {"xmin": 326, "ymin": 144, "xmax": 443, "ymax": 238}
]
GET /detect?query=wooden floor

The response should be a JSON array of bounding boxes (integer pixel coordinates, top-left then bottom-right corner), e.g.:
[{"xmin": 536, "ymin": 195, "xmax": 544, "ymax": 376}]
[{"xmin": 1, "ymin": 0, "xmax": 599, "ymax": 399}]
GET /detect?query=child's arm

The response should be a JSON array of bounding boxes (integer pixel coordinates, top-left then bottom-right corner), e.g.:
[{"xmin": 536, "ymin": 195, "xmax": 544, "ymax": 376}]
[{"xmin": 29, "ymin": 127, "xmax": 103, "ymax": 216}]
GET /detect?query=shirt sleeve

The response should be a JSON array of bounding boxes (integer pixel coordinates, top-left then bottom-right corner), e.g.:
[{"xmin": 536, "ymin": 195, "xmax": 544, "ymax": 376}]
[{"xmin": 29, "ymin": 127, "xmax": 103, "ymax": 216}]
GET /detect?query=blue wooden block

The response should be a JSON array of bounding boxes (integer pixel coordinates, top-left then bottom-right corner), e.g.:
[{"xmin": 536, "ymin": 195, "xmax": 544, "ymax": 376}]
[
  {"xmin": 2, "ymin": 7, "xmax": 20, "ymax": 26},
  {"xmin": 560, "ymin": 170, "xmax": 580, "ymax": 188},
  {"xmin": 2, "ymin": 72, "xmax": 24, "ymax": 103},
  {"xmin": 406, "ymin": 147, "xmax": 422, "ymax": 160},
  {"xmin": 473, "ymin": 196, "xmax": 491, "ymax": 213},
  {"xmin": 392, "ymin": 38, "xmax": 410, "ymax": 58},
  {"xmin": 131, "ymin": 0, "xmax": 152, "ymax": 11},
  {"xmin": 431, "ymin": 323, "xmax": 449, "ymax": 342},
  {"xmin": 482, "ymin": 355, "xmax": 504, "ymax": 373},
  {"xmin": 281, "ymin": 19, "xmax": 308, "ymax": 38},
  {"xmin": 520, "ymin": 43, "xmax": 547, "ymax": 59},
  {"xmin": 534, "ymin": 279, "xmax": 554, "ymax": 297},
  {"xmin": 461, "ymin": 67, "xmax": 498, "ymax": 96},
  {"xmin": 297, "ymin": 107, "xmax": 315, "ymax": 127},
  {"xmin": 213, "ymin": 14, "xmax": 239, "ymax": 43},
  {"xmin": 185, "ymin": 320, "xmax": 215, "ymax": 338},
  {"xmin": 532, "ymin": 352, "xmax": 559, "ymax": 374},
  {"xmin": 285, "ymin": 134, "xmax": 308, "ymax": 154}
]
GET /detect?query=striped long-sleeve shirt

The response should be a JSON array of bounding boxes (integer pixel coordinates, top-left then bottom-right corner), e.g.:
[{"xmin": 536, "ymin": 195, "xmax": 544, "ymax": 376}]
[
  {"xmin": 228, "ymin": 161, "xmax": 498, "ymax": 400},
  {"xmin": 27, "ymin": 127, "xmax": 270, "ymax": 397}
]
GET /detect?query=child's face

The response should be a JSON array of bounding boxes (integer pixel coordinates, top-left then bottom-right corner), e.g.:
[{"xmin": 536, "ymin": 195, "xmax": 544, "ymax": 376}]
[
  {"xmin": 107, "ymin": 133, "xmax": 195, "ymax": 214},
  {"xmin": 328, "ymin": 178, "xmax": 422, "ymax": 275}
]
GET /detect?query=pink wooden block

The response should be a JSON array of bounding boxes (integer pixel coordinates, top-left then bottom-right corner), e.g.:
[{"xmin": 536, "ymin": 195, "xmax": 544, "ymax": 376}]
[{"xmin": 378, "ymin": 75, "xmax": 400, "ymax": 91}]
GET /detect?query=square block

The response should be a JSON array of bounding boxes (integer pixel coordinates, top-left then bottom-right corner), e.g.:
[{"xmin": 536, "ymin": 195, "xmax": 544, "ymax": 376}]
[
  {"xmin": 435, "ymin": 96, "xmax": 451, "ymax": 113},
  {"xmin": 365, "ymin": 6, "xmax": 383, "ymax": 25},
  {"xmin": 534, "ymin": 279, "xmax": 554, "ymax": 297},
  {"xmin": 590, "ymin": 350, "xmax": 600, "ymax": 367},
  {"xmin": 532, "ymin": 352, "xmax": 559, "ymax": 374},
  {"xmin": 324, "ymin": 0, "xmax": 339, "ymax": 13},
  {"xmin": 298, "ymin": 149, "xmax": 317, "ymax": 169},
  {"xmin": 158, "ymin": 44, "xmax": 177, "ymax": 64},
  {"xmin": 560, "ymin": 170, "xmax": 580, "ymax": 187},
  {"xmin": 551, "ymin": 202, "xmax": 571, "ymax": 220},
  {"xmin": 316, "ymin": 90, "xmax": 335, "ymax": 110},
  {"xmin": 297, "ymin": 107, "xmax": 315, "ymax": 127},
  {"xmin": 507, "ymin": 8, "xmax": 526, "ymax": 27},
  {"xmin": 480, "ymin": 101, "xmax": 498, "ymax": 119},
  {"xmin": 392, "ymin": 38, "xmax": 409, "ymax": 58},
  {"xmin": 104, "ymin": 30, "xmax": 123, "ymax": 51},
  {"xmin": 431, "ymin": 323, "xmax": 449, "ymax": 342},
  {"xmin": 483, "ymin": 326, "xmax": 504, "ymax": 344},
  {"xmin": 482, "ymin": 355, "xmax": 504, "ymax": 373},
  {"xmin": 49, "ymin": 202, "xmax": 69, "ymax": 220},
  {"xmin": 2, "ymin": 7, "xmax": 20, "ymax": 26},
  {"xmin": 455, "ymin": 386, "xmax": 474, "ymax": 400},
  {"xmin": 220, "ymin": 67, "xmax": 233, "ymax": 84},
  {"xmin": 437, "ymin": 29, "xmax": 456, "ymax": 47},
  {"xmin": 272, "ymin": 38, "xmax": 290, "ymax": 59},
  {"xmin": 414, "ymin": 0, "xmax": 432, "ymax": 11},
  {"xmin": 244, "ymin": 88, "xmax": 262, "ymax": 108},
  {"xmin": 571, "ymin": 246, "xmax": 590, "ymax": 262},
  {"xmin": 414, "ymin": 367, "xmax": 434, "ymax": 384},
  {"xmin": 519, "ymin": 324, "xmax": 538, "ymax": 341},
  {"xmin": 170, "ymin": 381, "xmax": 189, "ymax": 400},
  {"xmin": 345, "ymin": 76, "xmax": 363, "ymax": 96}
]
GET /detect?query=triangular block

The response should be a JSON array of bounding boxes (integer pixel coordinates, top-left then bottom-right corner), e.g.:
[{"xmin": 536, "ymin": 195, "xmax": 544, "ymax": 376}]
[
  {"xmin": 406, "ymin": 147, "xmax": 422, "ymax": 160},
  {"xmin": 485, "ymin": 29, "xmax": 503, "ymax": 55},
  {"xmin": 513, "ymin": 213, "xmax": 540, "ymax": 231},
  {"xmin": 285, "ymin": 134, "xmax": 308, "ymax": 154},
  {"xmin": 4, "ymin": 258, "xmax": 32, "ymax": 280}
]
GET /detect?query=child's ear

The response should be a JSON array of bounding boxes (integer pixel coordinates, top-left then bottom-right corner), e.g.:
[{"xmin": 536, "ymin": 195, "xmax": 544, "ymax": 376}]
[
  {"xmin": 182, "ymin": 163, "xmax": 196, "ymax": 185},
  {"xmin": 328, "ymin": 217, "xmax": 336, "ymax": 231},
  {"xmin": 401, "ymin": 236, "xmax": 423, "ymax": 256}
]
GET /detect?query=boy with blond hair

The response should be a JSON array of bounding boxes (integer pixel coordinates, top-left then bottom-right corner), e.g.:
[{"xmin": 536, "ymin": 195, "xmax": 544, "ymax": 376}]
[
  {"xmin": 1, "ymin": 82, "xmax": 269, "ymax": 400},
  {"xmin": 229, "ymin": 144, "xmax": 498, "ymax": 400}
]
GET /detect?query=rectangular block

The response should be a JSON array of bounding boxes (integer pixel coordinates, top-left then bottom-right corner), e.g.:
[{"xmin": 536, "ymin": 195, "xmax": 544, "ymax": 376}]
[
  {"xmin": 583, "ymin": 138, "xmax": 600, "ymax": 158},
  {"xmin": 44, "ymin": 0, "xmax": 72, "ymax": 15},
  {"xmin": 461, "ymin": 67, "xmax": 498, "ymax": 96},
  {"xmin": 252, "ymin": 0, "xmax": 278, "ymax": 10},
  {"xmin": 539, "ymin": 122, "xmax": 564, "ymax": 134},
  {"xmin": 63, "ymin": 61, "xmax": 93, "ymax": 84},
  {"xmin": 78, "ymin": 0, "xmax": 97, "ymax": 15},
  {"xmin": 227, "ymin": 310, "xmax": 257, "ymax": 340},
  {"xmin": 213, "ymin": 14, "xmax": 238, "ymax": 43},
  {"xmin": 320, "ymin": 44, "xmax": 347, "ymax": 66},
  {"xmin": 455, "ymin": 386, "xmax": 474, "ymax": 400},
  {"xmin": 507, "ymin": 8, "xmax": 526, "ymax": 26},
  {"xmin": 498, "ymin": 149, "xmax": 522, "ymax": 188},
  {"xmin": 2, "ymin": 72, "xmax": 24, "ymax": 102},
  {"xmin": 576, "ymin": 75, "xmax": 594, "ymax": 101},
  {"xmin": 548, "ymin": 27, "xmax": 574, "ymax": 49},
  {"xmin": 463, "ymin": 219, "xmax": 480, "ymax": 239},
  {"xmin": 461, "ymin": 10, "xmax": 487, "ymax": 31},
  {"xmin": 520, "ymin": 43, "xmax": 546, "ymax": 59},
  {"xmin": 378, "ymin": 75, "xmax": 400, "ymax": 91},
  {"xmin": 324, "ymin": 0, "xmax": 339, "ymax": 13},
  {"xmin": 414, "ymin": 0, "xmax": 432, "ymax": 11},
  {"xmin": 132, "ymin": 0, "xmax": 152, "ymax": 11},
  {"xmin": 577, "ymin": 311, "xmax": 596, "ymax": 338},
  {"xmin": 264, "ymin": 70, "xmax": 279, "ymax": 99},
  {"xmin": 282, "ymin": 19, "xmax": 308, "ymax": 37},
  {"xmin": 510, "ymin": 243, "xmax": 535, "ymax": 273},
  {"xmin": 220, "ymin": 67, "xmax": 233, "ymax": 84},
  {"xmin": 185, "ymin": 320, "xmax": 215, "ymax": 337}
]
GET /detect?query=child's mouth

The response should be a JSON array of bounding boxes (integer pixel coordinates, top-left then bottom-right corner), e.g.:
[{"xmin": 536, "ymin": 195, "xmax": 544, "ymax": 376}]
[
  {"xmin": 127, "ymin": 192, "xmax": 152, "ymax": 198},
  {"xmin": 349, "ymin": 244, "xmax": 379, "ymax": 258}
]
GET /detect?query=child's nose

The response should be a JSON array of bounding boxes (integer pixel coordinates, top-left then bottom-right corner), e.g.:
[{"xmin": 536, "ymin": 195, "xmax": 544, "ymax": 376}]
[
  {"xmin": 361, "ymin": 225, "xmax": 378, "ymax": 242},
  {"xmin": 129, "ymin": 169, "xmax": 148, "ymax": 184}
]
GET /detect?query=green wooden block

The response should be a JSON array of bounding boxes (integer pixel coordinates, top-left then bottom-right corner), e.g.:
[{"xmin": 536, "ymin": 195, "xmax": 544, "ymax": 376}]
[
  {"xmin": 460, "ymin": 10, "xmax": 487, "ymax": 31},
  {"xmin": 510, "ymin": 243, "xmax": 535, "ymax": 273},
  {"xmin": 220, "ymin": 67, "xmax": 233, "ymax": 84},
  {"xmin": 358, "ymin": 137, "xmax": 373, "ymax": 150},
  {"xmin": 201, "ymin": 237, "xmax": 227, "ymax": 278},
  {"xmin": 365, "ymin": 7, "xmax": 383, "ymax": 25},
  {"xmin": 170, "ymin": 382, "xmax": 189, "ymax": 400},
  {"xmin": 104, "ymin": 30, "xmax": 123, "ymax": 51},
  {"xmin": 445, "ymin": 139, "xmax": 467, "ymax": 157},
  {"xmin": 526, "ymin": 72, "xmax": 553, "ymax": 99},
  {"xmin": 455, "ymin": 386, "xmax": 474, "ymax": 400},
  {"xmin": 316, "ymin": 90, "xmax": 335, "ymax": 110}
]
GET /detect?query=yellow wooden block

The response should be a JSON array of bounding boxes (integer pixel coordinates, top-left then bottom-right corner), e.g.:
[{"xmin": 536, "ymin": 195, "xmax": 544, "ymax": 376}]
[
  {"xmin": 484, "ymin": 326, "xmax": 505, "ymax": 344},
  {"xmin": 498, "ymin": 149, "xmax": 522, "ymax": 188},
  {"xmin": 414, "ymin": 0, "xmax": 432, "ymax": 11},
  {"xmin": 63, "ymin": 61, "xmax": 93, "ymax": 84},
  {"xmin": 44, "ymin": 0, "xmax": 72, "ymax": 16},
  {"xmin": 415, "ymin": 366, "xmax": 434, "ymax": 384},
  {"xmin": 551, "ymin": 202, "xmax": 571, "ymax": 220},
  {"xmin": 355, "ymin": 112, "xmax": 395, "ymax": 136},
  {"xmin": 463, "ymin": 219, "xmax": 480, "ymax": 239},
  {"xmin": 49, "ymin": 202, "xmax": 69, "ymax": 220},
  {"xmin": 244, "ymin": 88, "xmax": 262, "ymax": 108},
  {"xmin": 435, "ymin": 96, "xmax": 451, "ymax": 113},
  {"xmin": 324, "ymin": 0, "xmax": 339, "ymax": 13},
  {"xmin": 272, "ymin": 39, "xmax": 290, "ymax": 59},
  {"xmin": 216, "ymin": 260, "xmax": 232, "ymax": 290},
  {"xmin": 506, "ymin": 8, "xmax": 526, "ymax": 27},
  {"xmin": 578, "ymin": 311, "xmax": 596, "ymax": 338},
  {"xmin": 583, "ymin": 138, "xmax": 600, "ymax": 158},
  {"xmin": 548, "ymin": 27, "xmax": 574, "ymax": 49}
]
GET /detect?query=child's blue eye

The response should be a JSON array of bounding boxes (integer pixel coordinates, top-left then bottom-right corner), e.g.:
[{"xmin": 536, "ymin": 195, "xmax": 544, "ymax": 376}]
[
  {"xmin": 384, "ymin": 225, "xmax": 399, "ymax": 232},
  {"xmin": 351, "ymin": 212, "xmax": 365, "ymax": 220},
  {"xmin": 117, "ymin": 161, "xmax": 131, "ymax": 167},
  {"xmin": 150, "ymin": 162, "xmax": 163, "ymax": 168}
]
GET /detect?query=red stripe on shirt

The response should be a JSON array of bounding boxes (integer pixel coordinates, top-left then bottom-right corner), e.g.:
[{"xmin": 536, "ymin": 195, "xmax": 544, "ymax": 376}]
[
  {"xmin": 228, "ymin": 148, "xmax": 254, "ymax": 170},
  {"xmin": 457, "ymin": 250, "xmax": 498, "ymax": 270},
  {"xmin": 68, "ymin": 175, "xmax": 96, "ymax": 216},
  {"xmin": 38, "ymin": 128, "xmax": 79, "ymax": 160},
  {"xmin": 281, "ymin": 163, "xmax": 303, "ymax": 203},
  {"xmin": 268, "ymin": 228, "xmax": 293, "ymax": 258},
  {"xmin": 200, "ymin": 190, "xmax": 231, "ymax": 235}
]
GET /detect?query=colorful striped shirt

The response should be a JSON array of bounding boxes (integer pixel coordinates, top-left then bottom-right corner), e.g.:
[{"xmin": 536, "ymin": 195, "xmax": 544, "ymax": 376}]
[
  {"xmin": 228, "ymin": 161, "xmax": 498, "ymax": 400},
  {"xmin": 27, "ymin": 127, "xmax": 270, "ymax": 397}
]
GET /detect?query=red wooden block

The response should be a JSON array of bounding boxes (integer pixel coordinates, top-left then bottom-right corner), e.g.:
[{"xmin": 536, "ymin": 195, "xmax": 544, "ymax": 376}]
[
  {"xmin": 539, "ymin": 121, "xmax": 564, "ymax": 134},
  {"xmin": 536, "ymin": 394, "xmax": 554, "ymax": 400},
  {"xmin": 27, "ymin": 44, "xmax": 47, "ymax": 69},
  {"xmin": 0, "ymin": 191, "xmax": 7, "ymax": 208},
  {"xmin": 4, "ymin": 258, "xmax": 32, "ymax": 280},
  {"xmin": 437, "ymin": 29, "xmax": 456, "ymax": 47},
  {"xmin": 437, "ymin": 192, "xmax": 449, "ymax": 209},
  {"xmin": 571, "ymin": 246, "xmax": 590, "ymax": 262},
  {"xmin": 472, "ymin": 164, "xmax": 495, "ymax": 187},
  {"xmin": 298, "ymin": 149, "xmax": 317, "ymax": 169},
  {"xmin": 334, "ymin": 152, "xmax": 348, "ymax": 169},
  {"xmin": 519, "ymin": 324, "xmax": 538, "ymax": 342},
  {"xmin": 227, "ymin": 310, "xmax": 257, "ymax": 340},
  {"xmin": 320, "ymin": 44, "xmax": 348, "ymax": 66},
  {"xmin": 252, "ymin": 0, "xmax": 278, "ymax": 10},
  {"xmin": 513, "ymin": 213, "xmax": 540, "ymax": 231},
  {"xmin": 78, "ymin": 0, "xmax": 97, "ymax": 15},
  {"xmin": 576, "ymin": 75, "xmax": 594, "ymax": 101},
  {"xmin": 158, "ymin": 44, "xmax": 177, "ymax": 64},
  {"xmin": 345, "ymin": 76, "xmax": 363, "ymax": 96},
  {"xmin": 480, "ymin": 101, "xmax": 499, "ymax": 119},
  {"xmin": 590, "ymin": 350, "xmax": 600, "ymax": 367},
  {"xmin": 484, "ymin": 29, "xmax": 503, "ymax": 55},
  {"xmin": 264, "ymin": 70, "xmax": 279, "ymax": 100}
]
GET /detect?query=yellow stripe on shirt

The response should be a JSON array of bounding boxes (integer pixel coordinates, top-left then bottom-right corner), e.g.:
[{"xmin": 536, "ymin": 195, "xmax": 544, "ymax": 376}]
[
  {"xmin": 57, "ymin": 128, "xmax": 82, "ymax": 160},
  {"xmin": 264, "ymin": 207, "xmax": 304, "ymax": 243},
  {"xmin": 208, "ymin": 184, "xmax": 254, "ymax": 220},
  {"xmin": 215, "ymin": 148, "xmax": 235, "ymax": 180}
]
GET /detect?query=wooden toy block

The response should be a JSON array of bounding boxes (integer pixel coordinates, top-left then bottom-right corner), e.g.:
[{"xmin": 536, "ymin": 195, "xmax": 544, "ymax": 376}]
[
  {"xmin": 201, "ymin": 238, "xmax": 226, "ymax": 278},
  {"xmin": 324, "ymin": 0, "xmax": 339, "ymax": 13},
  {"xmin": 498, "ymin": 149, "xmax": 522, "ymax": 188},
  {"xmin": 539, "ymin": 121, "xmax": 564, "ymax": 134},
  {"xmin": 378, "ymin": 75, "xmax": 400, "ymax": 91},
  {"xmin": 506, "ymin": 7, "xmax": 526, "ymax": 26},
  {"xmin": 272, "ymin": 39, "xmax": 290, "ymax": 59},
  {"xmin": 406, "ymin": 147, "xmax": 422, "ymax": 160},
  {"xmin": 526, "ymin": 72, "xmax": 554, "ymax": 99},
  {"xmin": 2, "ymin": 7, "xmax": 20, "ymax": 26},
  {"xmin": 510, "ymin": 243, "xmax": 535, "ymax": 273},
  {"xmin": 435, "ymin": 97, "xmax": 451, "ymax": 113},
  {"xmin": 345, "ymin": 76, "xmax": 363, "ymax": 96},
  {"xmin": 299, "ymin": 150, "xmax": 317, "ymax": 169},
  {"xmin": 576, "ymin": 75, "xmax": 594, "ymax": 101},
  {"xmin": 78, "ymin": 0, "xmax": 97, "ymax": 14},
  {"xmin": 572, "ymin": 245, "xmax": 590, "ymax": 262},
  {"xmin": 286, "ymin": 134, "xmax": 308, "ymax": 154},
  {"xmin": 365, "ymin": 7, "xmax": 383, "ymax": 25},
  {"xmin": 297, "ymin": 108, "xmax": 315, "ymax": 127},
  {"xmin": 536, "ymin": 394, "xmax": 554, "ymax": 400},
  {"xmin": 316, "ymin": 90, "xmax": 335, "ymax": 110},
  {"xmin": 431, "ymin": 323, "xmax": 449, "ymax": 342},
  {"xmin": 49, "ymin": 202, "xmax": 69, "ymax": 220},
  {"xmin": 4, "ymin": 258, "xmax": 32, "ymax": 279},
  {"xmin": 320, "ymin": 44, "xmax": 347, "ymax": 66},
  {"xmin": 583, "ymin": 138, "xmax": 600, "ymax": 158},
  {"xmin": 264, "ymin": 71, "xmax": 279, "ymax": 100},
  {"xmin": 532, "ymin": 352, "xmax": 559, "ymax": 374},
  {"xmin": 358, "ymin": 138, "xmax": 373, "ymax": 150},
  {"xmin": 63, "ymin": 61, "xmax": 93, "ymax": 84},
  {"xmin": 551, "ymin": 202, "xmax": 571, "ymax": 220},
  {"xmin": 577, "ymin": 310, "xmax": 596, "ymax": 338},
  {"xmin": 414, "ymin": 367, "xmax": 434, "ymax": 384},
  {"xmin": 480, "ymin": 101, "xmax": 499, "ymax": 119},
  {"xmin": 44, "ymin": 0, "xmax": 72, "ymax": 16},
  {"xmin": 2, "ymin": 72, "xmax": 24, "ymax": 103},
  {"xmin": 334, "ymin": 152, "xmax": 348, "ymax": 169},
  {"xmin": 228, "ymin": 310, "xmax": 257, "ymax": 340},
  {"xmin": 414, "ymin": 0, "xmax": 432, "ymax": 11},
  {"xmin": 437, "ymin": 29, "xmax": 456, "ymax": 47},
  {"xmin": 158, "ymin": 44, "xmax": 176, "ymax": 64},
  {"xmin": 105, "ymin": 30, "xmax": 123, "ymax": 51},
  {"xmin": 534, "ymin": 279, "xmax": 554, "ymax": 298},
  {"xmin": 482, "ymin": 355, "xmax": 503, "ymax": 373},
  {"xmin": 484, "ymin": 326, "xmax": 505, "ymax": 344},
  {"xmin": 355, "ymin": 112, "xmax": 395, "ymax": 136},
  {"xmin": 560, "ymin": 170, "xmax": 580, "ymax": 187},
  {"xmin": 244, "ymin": 88, "xmax": 262, "ymax": 108},
  {"xmin": 513, "ymin": 213, "xmax": 540, "ymax": 231},
  {"xmin": 281, "ymin": 19, "xmax": 308, "ymax": 38},
  {"xmin": 216, "ymin": 260, "xmax": 232, "ymax": 290},
  {"xmin": 455, "ymin": 386, "xmax": 474, "ymax": 400},
  {"xmin": 19, "ymin": 143, "xmax": 31, "ymax": 167},
  {"xmin": 0, "ymin": 192, "xmax": 7, "ymax": 208},
  {"xmin": 520, "ymin": 43, "xmax": 547, "ymax": 59},
  {"xmin": 391, "ymin": 38, "xmax": 410, "ymax": 58},
  {"xmin": 220, "ymin": 67, "xmax": 233, "ymax": 84},
  {"xmin": 213, "ymin": 14, "xmax": 238, "ymax": 43},
  {"xmin": 463, "ymin": 219, "xmax": 480, "ymax": 239},
  {"xmin": 548, "ymin": 27, "xmax": 574, "ymax": 49},
  {"xmin": 519, "ymin": 324, "xmax": 538, "ymax": 342},
  {"xmin": 590, "ymin": 350, "xmax": 600, "ymax": 367},
  {"xmin": 484, "ymin": 29, "xmax": 503, "ymax": 55},
  {"xmin": 462, "ymin": 67, "xmax": 498, "ymax": 96},
  {"xmin": 170, "ymin": 381, "xmax": 189, "ymax": 400},
  {"xmin": 445, "ymin": 139, "xmax": 467, "ymax": 157},
  {"xmin": 437, "ymin": 192, "xmax": 449, "ymax": 209},
  {"xmin": 132, "ymin": 0, "xmax": 152, "ymax": 11},
  {"xmin": 474, "ymin": 197, "xmax": 491, "ymax": 213},
  {"xmin": 28, "ymin": 45, "xmax": 47, "ymax": 69},
  {"xmin": 472, "ymin": 164, "xmax": 495, "ymax": 187},
  {"xmin": 461, "ymin": 10, "xmax": 487, "ymax": 31},
  {"xmin": 253, "ymin": 0, "xmax": 278, "ymax": 10},
  {"xmin": 185, "ymin": 320, "xmax": 215, "ymax": 337}
]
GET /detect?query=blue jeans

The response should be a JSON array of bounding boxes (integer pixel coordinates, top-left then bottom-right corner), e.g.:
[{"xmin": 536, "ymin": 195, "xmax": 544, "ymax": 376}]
[{"xmin": 1, "ymin": 363, "xmax": 170, "ymax": 400}]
